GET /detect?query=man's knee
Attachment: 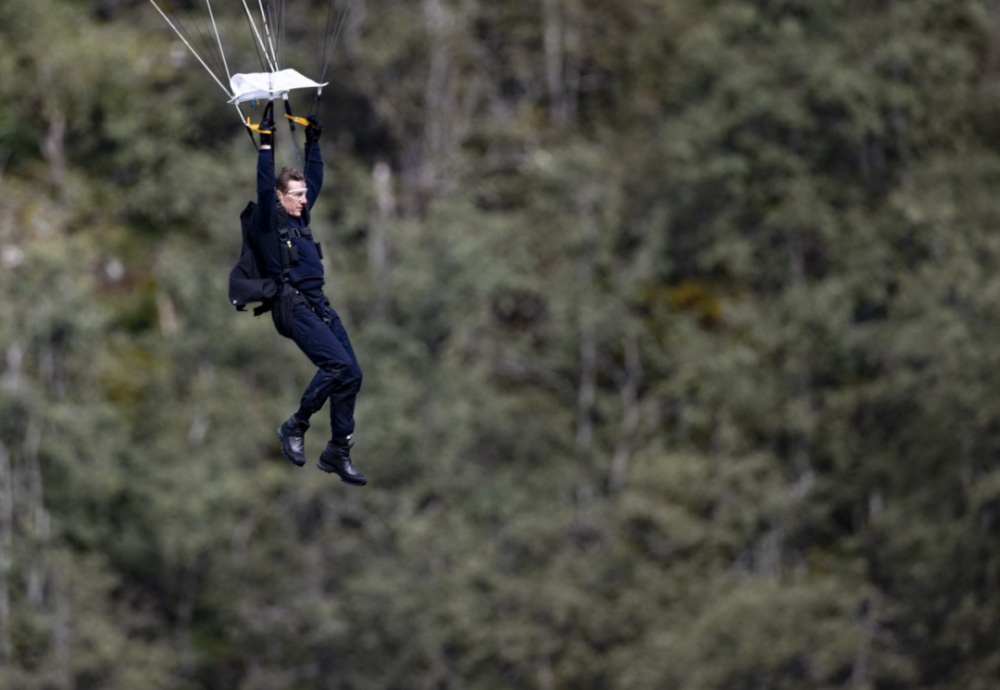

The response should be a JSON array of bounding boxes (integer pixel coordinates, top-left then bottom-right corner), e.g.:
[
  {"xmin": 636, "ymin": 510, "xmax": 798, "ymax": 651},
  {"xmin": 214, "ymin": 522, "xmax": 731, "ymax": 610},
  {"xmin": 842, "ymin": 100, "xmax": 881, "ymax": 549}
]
[
  {"xmin": 318, "ymin": 362, "xmax": 361, "ymax": 390},
  {"xmin": 345, "ymin": 364, "xmax": 362, "ymax": 392}
]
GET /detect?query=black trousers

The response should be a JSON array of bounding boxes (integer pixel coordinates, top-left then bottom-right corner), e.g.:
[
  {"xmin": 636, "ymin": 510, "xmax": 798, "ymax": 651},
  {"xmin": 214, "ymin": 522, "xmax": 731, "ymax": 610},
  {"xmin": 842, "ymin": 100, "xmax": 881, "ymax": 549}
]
[{"xmin": 290, "ymin": 299, "xmax": 362, "ymax": 443}]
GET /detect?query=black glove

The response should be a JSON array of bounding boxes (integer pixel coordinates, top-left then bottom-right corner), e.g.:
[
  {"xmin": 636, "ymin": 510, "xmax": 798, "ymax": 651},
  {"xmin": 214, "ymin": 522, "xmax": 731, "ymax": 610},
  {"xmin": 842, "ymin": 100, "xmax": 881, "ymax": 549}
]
[
  {"xmin": 258, "ymin": 117, "xmax": 275, "ymax": 147},
  {"xmin": 305, "ymin": 115, "xmax": 324, "ymax": 143}
]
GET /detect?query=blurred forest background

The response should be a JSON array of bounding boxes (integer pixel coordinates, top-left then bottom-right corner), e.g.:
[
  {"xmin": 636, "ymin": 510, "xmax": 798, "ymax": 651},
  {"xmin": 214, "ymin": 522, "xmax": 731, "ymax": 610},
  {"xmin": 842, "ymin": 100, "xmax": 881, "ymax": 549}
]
[{"xmin": 2, "ymin": 0, "xmax": 1000, "ymax": 688}]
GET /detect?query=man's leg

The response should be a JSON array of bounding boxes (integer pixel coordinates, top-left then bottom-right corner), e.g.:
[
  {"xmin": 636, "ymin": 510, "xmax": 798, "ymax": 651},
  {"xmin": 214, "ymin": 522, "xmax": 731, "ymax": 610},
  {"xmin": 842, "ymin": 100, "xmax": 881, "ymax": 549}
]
[
  {"xmin": 277, "ymin": 307, "xmax": 327, "ymax": 467},
  {"xmin": 323, "ymin": 306, "xmax": 363, "ymax": 445},
  {"xmin": 284, "ymin": 301, "xmax": 366, "ymax": 483},
  {"xmin": 306, "ymin": 304, "xmax": 365, "ymax": 485},
  {"xmin": 291, "ymin": 303, "xmax": 360, "ymax": 432}
]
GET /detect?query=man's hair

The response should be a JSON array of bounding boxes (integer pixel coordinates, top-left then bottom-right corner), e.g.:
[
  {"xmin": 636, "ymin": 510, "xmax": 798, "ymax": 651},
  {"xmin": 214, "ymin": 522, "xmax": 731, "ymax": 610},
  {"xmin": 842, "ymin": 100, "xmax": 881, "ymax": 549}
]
[{"xmin": 276, "ymin": 166, "xmax": 305, "ymax": 193}]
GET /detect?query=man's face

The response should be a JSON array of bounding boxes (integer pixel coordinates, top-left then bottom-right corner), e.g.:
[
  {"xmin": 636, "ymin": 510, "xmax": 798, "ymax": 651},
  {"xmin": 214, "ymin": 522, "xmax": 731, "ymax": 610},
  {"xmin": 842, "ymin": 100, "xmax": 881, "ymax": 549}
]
[{"xmin": 278, "ymin": 180, "xmax": 308, "ymax": 217}]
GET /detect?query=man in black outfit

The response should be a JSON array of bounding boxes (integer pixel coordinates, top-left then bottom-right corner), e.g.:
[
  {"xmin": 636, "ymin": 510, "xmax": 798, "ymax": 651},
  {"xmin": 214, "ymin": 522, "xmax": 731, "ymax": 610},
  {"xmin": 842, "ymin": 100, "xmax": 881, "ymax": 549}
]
[{"xmin": 248, "ymin": 114, "xmax": 366, "ymax": 486}]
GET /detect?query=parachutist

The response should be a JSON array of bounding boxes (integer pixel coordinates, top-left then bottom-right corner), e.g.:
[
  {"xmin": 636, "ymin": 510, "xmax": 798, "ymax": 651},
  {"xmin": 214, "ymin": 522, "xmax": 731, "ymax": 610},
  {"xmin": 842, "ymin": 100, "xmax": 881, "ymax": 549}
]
[
  {"xmin": 148, "ymin": 1, "xmax": 362, "ymax": 480},
  {"xmin": 239, "ymin": 115, "xmax": 366, "ymax": 484}
]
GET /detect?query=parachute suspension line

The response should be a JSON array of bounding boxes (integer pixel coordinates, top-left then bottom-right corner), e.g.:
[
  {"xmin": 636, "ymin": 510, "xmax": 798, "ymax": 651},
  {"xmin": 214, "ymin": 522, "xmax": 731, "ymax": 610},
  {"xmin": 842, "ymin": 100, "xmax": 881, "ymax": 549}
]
[
  {"xmin": 240, "ymin": 0, "xmax": 277, "ymax": 73},
  {"xmin": 320, "ymin": 0, "xmax": 352, "ymax": 85},
  {"xmin": 190, "ymin": 0, "xmax": 227, "ymax": 81},
  {"xmin": 260, "ymin": 0, "xmax": 276, "ymax": 66},
  {"xmin": 320, "ymin": 0, "xmax": 336, "ymax": 80},
  {"xmin": 257, "ymin": 0, "xmax": 280, "ymax": 71},
  {"xmin": 274, "ymin": 0, "xmax": 286, "ymax": 68},
  {"xmin": 281, "ymin": 0, "xmax": 288, "ymax": 76},
  {"xmin": 263, "ymin": 0, "xmax": 279, "ymax": 68},
  {"xmin": 308, "ymin": 89, "xmax": 321, "ymax": 118},
  {"xmin": 242, "ymin": 4, "xmax": 268, "ymax": 72},
  {"xmin": 311, "ymin": 0, "xmax": 338, "ymax": 121},
  {"xmin": 320, "ymin": 1, "xmax": 341, "ymax": 84},
  {"xmin": 283, "ymin": 94, "xmax": 304, "ymax": 171},
  {"xmin": 160, "ymin": 0, "xmax": 226, "ymax": 86},
  {"xmin": 204, "ymin": 0, "xmax": 232, "ymax": 84},
  {"xmin": 268, "ymin": 0, "xmax": 285, "ymax": 69},
  {"xmin": 147, "ymin": 0, "xmax": 233, "ymax": 99}
]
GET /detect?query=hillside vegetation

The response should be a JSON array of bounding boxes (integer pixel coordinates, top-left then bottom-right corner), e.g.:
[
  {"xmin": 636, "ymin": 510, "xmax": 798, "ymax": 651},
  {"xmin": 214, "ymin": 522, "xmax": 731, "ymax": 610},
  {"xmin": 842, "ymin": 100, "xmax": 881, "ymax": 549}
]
[{"xmin": 2, "ymin": 1, "xmax": 1000, "ymax": 688}]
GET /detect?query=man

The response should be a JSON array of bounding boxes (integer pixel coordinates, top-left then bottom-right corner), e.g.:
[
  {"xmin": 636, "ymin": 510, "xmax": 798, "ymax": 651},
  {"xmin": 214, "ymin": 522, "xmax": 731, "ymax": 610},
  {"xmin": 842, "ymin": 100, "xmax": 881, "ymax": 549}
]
[{"xmin": 247, "ymin": 113, "xmax": 366, "ymax": 486}]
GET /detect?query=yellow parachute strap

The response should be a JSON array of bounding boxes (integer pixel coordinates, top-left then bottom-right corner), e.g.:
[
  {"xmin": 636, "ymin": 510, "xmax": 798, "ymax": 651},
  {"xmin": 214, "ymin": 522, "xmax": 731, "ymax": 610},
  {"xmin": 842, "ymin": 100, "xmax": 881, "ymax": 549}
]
[
  {"xmin": 246, "ymin": 117, "xmax": 273, "ymax": 135},
  {"xmin": 284, "ymin": 114, "xmax": 311, "ymax": 128}
]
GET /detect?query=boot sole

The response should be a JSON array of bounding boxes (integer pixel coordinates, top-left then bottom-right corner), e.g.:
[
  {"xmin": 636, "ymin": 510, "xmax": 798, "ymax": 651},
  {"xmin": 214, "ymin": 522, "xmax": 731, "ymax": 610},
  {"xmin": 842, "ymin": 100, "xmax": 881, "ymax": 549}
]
[
  {"xmin": 317, "ymin": 460, "xmax": 367, "ymax": 486},
  {"xmin": 276, "ymin": 427, "xmax": 306, "ymax": 467}
]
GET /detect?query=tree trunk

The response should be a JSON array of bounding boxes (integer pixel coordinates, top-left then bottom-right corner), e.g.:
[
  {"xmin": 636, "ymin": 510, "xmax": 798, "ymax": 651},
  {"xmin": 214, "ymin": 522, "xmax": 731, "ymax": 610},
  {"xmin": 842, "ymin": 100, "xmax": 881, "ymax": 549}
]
[
  {"xmin": 42, "ymin": 107, "xmax": 68, "ymax": 210},
  {"xmin": 157, "ymin": 289, "xmax": 179, "ymax": 336},
  {"xmin": 573, "ymin": 204, "xmax": 597, "ymax": 533},
  {"xmin": 52, "ymin": 570, "xmax": 72, "ymax": 689},
  {"xmin": 610, "ymin": 332, "xmax": 642, "ymax": 492},
  {"xmin": 370, "ymin": 161, "xmax": 395, "ymax": 318},
  {"xmin": 543, "ymin": 0, "xmax": 567, "ymax": 126},
  {"xmin": 418, "ymin": 0, "xmax": 454, "ymax": 204},
  {"xmin": 3, "ymin": 344, "xmax": 23, "ymax": 392},
  {"xmin": 786, "ymin": 230, "xmax": 815, "ymax": 477},
  {"xmin": 574, "ymin": 212, "xmax": 597, "ymax": 465},
  {"xmin": 0, "ymin": 440, "xmax": 12, "ymax": 663},
  {"xmin": 25, "ymin": 419, "xmax": 50, "ymax": 608}
]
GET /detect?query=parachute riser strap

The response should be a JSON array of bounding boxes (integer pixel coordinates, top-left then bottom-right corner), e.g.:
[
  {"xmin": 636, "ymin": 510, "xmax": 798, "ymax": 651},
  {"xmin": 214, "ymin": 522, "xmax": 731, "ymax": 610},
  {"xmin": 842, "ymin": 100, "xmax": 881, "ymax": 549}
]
[
  {"xmin": 244, "ymin": 101, "xmax": 275, "ymax": 149},
  {"xmin": 283, "ymin": 94, "xmax": 305, "ymax": 171}
]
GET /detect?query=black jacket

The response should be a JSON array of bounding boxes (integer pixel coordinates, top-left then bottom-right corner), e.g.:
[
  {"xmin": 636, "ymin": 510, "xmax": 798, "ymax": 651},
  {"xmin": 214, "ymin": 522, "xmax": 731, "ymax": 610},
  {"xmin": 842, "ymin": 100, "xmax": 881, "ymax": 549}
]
[{"xmin": 248, "ymin": 143, "xmax": 325, "ymax": 291}]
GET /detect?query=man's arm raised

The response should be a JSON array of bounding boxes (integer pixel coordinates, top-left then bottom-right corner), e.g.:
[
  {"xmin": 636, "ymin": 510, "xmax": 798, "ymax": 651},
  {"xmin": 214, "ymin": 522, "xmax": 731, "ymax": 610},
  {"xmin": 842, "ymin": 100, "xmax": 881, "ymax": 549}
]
[
  {"xmin": 255, "ymin": 117, "xmax": 277, "ymax": 232},
  {"xmin": 303, "ymin": 116, "xmax": 324, "ymax": 211}
]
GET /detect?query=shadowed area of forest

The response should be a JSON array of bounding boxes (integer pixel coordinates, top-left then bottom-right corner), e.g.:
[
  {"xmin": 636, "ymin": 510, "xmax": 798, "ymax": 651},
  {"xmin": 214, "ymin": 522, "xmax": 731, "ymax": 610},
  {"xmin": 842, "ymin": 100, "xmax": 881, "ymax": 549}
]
[{"xmin": 3, "ymin": 0, "xmax": 1000, "ymax": 688}]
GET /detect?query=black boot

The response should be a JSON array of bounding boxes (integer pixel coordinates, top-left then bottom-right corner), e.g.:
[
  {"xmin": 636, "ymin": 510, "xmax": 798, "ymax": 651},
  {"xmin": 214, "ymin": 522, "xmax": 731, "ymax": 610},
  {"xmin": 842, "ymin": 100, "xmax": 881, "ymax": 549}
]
[
  {"xmin": 317, "ymin": 442, "xmax": 367, "ymax": 486},
  {"xmin": 276, "ymin": 414, "xmax": 309, "ymax": 467}
]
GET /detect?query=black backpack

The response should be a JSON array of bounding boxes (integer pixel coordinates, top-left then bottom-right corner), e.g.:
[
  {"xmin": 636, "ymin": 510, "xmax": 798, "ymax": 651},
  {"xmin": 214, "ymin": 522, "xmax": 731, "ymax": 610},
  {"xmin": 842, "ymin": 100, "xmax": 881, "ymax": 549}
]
[
  {"xmin": 229, "ymin": 201, "xmax": 305, "ymax": 338},
  {"xmin": 228, "ymin": 201, "xmax": 278, "ymax": 316}
]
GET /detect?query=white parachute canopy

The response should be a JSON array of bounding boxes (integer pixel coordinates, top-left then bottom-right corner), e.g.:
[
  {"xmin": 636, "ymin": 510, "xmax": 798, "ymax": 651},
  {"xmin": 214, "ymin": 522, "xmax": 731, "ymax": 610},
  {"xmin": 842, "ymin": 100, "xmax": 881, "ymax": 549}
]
[{"xmin": 229, "ymin": 70, "xmax": 329, "ymax": 104}]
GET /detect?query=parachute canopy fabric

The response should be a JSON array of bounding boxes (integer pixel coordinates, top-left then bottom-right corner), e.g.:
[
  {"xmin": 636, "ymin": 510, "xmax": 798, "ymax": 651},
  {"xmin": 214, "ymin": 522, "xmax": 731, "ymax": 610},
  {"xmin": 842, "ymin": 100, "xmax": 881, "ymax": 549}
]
[{"xmin": 229, "ymin": 70, "xmax": 329, "ymax": 104}]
